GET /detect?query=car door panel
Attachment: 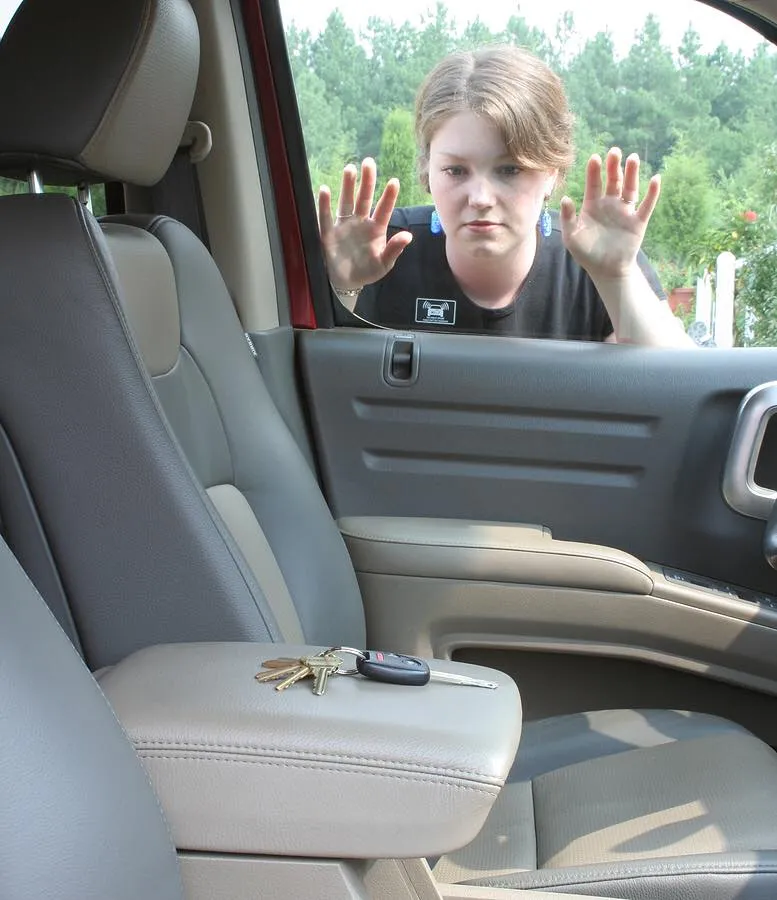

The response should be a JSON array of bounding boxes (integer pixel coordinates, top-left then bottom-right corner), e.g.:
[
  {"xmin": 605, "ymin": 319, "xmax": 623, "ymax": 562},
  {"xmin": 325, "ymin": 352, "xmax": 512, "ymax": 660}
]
[
  {"xmin": 335, "ymin": 511, "xmax": 777, "ymax": 740},
  {"xmin": 298, "ymin": 327, "xmax": 777, "ymax": 729},
  {"xmin": 299, "ymin": 327, "xmax": 777, "ymax": 595}
]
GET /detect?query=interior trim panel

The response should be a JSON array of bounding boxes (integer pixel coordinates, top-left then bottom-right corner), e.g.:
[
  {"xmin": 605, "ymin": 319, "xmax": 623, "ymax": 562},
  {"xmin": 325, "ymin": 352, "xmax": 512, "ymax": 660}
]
[
  {"xmin": 723, "ymin": 380, "xmax": 777, "ymax": 519},
  {"xmin": 300, "ymin": 328, "xmax": 777, "ymax": 595}
]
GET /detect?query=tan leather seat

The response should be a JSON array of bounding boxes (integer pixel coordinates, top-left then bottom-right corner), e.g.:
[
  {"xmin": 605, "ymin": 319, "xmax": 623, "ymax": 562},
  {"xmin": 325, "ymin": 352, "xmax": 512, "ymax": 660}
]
[
  {"xmin": 1, "ymin": 1, "xmax": 777, "ymax": 897},
  {"xmin": 0, "ymin": 534, "xmax": 183, "ymax": 900},
  {"xmin": 435, "ymin": 708, "xmax": 777, "ymax": 895}
]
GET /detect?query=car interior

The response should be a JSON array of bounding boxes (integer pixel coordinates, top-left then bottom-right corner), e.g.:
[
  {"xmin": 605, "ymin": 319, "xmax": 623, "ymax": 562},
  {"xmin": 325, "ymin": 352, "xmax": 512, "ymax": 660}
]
[{"xmin": 5, "ymin": 0, "xmax": 777, "ymax": 898}]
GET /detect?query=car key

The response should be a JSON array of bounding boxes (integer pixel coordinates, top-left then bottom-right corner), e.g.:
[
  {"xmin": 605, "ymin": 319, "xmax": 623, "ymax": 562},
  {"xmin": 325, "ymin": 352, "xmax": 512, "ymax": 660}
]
[{"xmin": 356, "ymin": 650, "xmax": 498, "ymax": 689}]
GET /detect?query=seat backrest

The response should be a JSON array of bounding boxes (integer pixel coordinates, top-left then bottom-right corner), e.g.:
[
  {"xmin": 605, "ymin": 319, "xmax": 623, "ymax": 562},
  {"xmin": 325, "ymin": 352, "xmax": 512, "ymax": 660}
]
[
  {"xmin": 0, "ymin": 533, "xmax": 184, "ymax": 900},
  {"xmin": 100, "ymin": 213, "xmax": 366, "ymax": 649},
  {"xmin": 0, "ymin": 0, "xmax": 365, "ymax": 669}
]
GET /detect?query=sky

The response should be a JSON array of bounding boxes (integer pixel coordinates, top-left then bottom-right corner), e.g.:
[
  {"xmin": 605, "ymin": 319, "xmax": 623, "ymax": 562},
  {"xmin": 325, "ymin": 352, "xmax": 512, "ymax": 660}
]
[
  {"xmin": 0, "ymin": 0, "xmax": 768, "ymax": 54},
  {"xmin": 0, "ymin": 0, "xmax": 16, "ymax": 32},
  {"xmin": 278, "ymin": 0, "xmax": 770, "ymax": 57}
]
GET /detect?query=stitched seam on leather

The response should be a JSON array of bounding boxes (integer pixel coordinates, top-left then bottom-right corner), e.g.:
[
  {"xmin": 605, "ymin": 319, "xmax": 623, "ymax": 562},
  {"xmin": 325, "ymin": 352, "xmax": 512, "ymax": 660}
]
[
  {"xmin": 139, "ymin": 752, "xmax": 500, "ymax": 793},
  {"xmin": 341, "ymin": 528, "xmax": 544, "ymax": 553},
  {"xmin": 344, "ymin": 530, "xmax": 547, "ymax": 551},
  {"xmin": 60, "ymin": 203, "xmax": 184, "ymax": 874},
  {"xmin": 479, "ymin": 862, "xmax": 777, "ymax": 889},
  {"xmin": 134, "ymin": 740, "xmax": 501, "ymax": 781},
  {"xmin": 344, "ymin": 533, "xmax": 649, "ymax": 578}
]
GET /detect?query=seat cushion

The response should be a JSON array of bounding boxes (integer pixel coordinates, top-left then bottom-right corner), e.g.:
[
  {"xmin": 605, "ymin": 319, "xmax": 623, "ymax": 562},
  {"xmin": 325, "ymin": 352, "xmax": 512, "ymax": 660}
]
[{"xmin": 433, "ymin": 709, "xmax": 777, "ymax": 898}]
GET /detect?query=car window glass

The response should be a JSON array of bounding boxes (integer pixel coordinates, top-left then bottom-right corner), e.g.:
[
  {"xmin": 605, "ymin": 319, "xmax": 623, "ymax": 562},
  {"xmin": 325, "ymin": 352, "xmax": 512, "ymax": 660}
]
[
  {"xmin": 279, "ymin": 0, "xmax": 777, "ymax": 348},
  {"xmin": 0, "ymin": 176, "xmax": 107, "ymax": 215},
  {"xmin": 0, "ymin": 0, "xmax": 20, "ymax": 36}
]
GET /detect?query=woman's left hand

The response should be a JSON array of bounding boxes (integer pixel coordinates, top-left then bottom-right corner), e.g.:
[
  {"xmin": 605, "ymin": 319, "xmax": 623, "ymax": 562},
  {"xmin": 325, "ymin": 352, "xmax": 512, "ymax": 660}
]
[{"xmin": 559, "ymin": 147, "xmax": 660, "ymax": 281}]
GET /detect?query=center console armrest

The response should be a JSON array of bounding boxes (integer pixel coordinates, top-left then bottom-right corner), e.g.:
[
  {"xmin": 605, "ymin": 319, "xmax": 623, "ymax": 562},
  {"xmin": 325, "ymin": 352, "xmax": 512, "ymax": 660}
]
[
  {"xmin": 339, "ymin": 516, "xmax": 653, "ymax": 594},
  {"xmin": 99, "ymin": 642, "xmax": 521, "ymax": 860}
]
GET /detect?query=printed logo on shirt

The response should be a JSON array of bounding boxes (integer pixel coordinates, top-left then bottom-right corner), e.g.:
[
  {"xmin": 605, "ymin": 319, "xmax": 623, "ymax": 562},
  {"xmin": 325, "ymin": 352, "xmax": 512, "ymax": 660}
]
[{"xmin": 415, "ymin": 298, "xmax": 456, "ymax": 325}]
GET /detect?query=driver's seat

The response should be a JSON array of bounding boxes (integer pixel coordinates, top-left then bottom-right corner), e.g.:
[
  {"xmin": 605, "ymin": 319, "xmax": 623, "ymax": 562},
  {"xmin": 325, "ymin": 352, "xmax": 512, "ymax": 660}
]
[{"xmin": 0, "ymin": 532, "xmax": 183, "ymax": 900}]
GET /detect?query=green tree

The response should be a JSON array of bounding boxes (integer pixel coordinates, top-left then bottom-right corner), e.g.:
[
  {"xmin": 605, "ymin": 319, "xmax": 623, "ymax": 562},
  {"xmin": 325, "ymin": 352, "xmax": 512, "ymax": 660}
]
[
  {"xmin": 619, "ymin": 15, "xmax": 680, "ymax": 170},
  {"xmin": 565, "ymin": 32, "xmax": 618, "ymax": 150},
  {"xmin": 360, "ymin": 18, "xmax": 423, "ymax": 159},
  {"xmin": 413, "ymin": 2, "xmax": 458, "ymax": 71},
  {"xmin": 732, "ymin": 144, "xmax": 777, "ymax": 346},
  {"xmin": 709, "ymin": 44, "xmax": 748, "ymax": 127},
  {"xmin": 677, "ymin": 27, "xmax": 719, "ymax": 116},
  {"xmin": 291, "ymin": 65, "xmax": 356, "ymax": 192},
  {"xmin": 459, "ymin": 17, "xmax": 497, "ymax": 50},
  {"xmin": 310, "ymin": 12, "xmax": 371, "ymax": 155},
  {"xmin": 0, "ymin": 177, "xmax": 26, "ymax": 197},
  {"xmin": 501, "ymin": 14, "xmax": 554, "ymax": 62},
  {"xmin": 377, "ymin": 108, "xmax": 426, "ymax": 207},
  {"xmin": 644, "ymin": 141, "xmax": 716, "ymax": 265},
  {"xmin": 561, "ymin": 118, "xmax": 612, "ymax": 210},
  {"xmin": 285, "ymin": 22, "xmax": 313, "ymax": 77},
  {"xmin": 550, "ymin": 11, "xmax": 578, "ymax": 72},
  {"xmin": 737, "ymin": 245, "xmax": 777, "ymax": 347}
]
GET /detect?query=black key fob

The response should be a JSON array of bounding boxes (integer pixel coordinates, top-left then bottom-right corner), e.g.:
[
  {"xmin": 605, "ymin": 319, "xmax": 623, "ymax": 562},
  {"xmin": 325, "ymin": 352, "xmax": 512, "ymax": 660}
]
[{"xmin": 356, "ymin": 651, "xmax": 431, "ymax": 685}]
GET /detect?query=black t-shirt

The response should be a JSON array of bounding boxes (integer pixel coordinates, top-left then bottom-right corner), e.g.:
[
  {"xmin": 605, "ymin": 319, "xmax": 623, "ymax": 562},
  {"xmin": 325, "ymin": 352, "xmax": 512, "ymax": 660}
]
[{"xmin": 354, "ymin": 206, "xmax": 665, "ymax": 341}]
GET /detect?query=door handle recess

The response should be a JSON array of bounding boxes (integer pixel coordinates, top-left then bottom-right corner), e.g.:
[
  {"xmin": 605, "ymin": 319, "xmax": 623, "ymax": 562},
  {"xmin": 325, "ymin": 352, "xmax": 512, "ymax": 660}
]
[
  {"xmin": 383, "ymin": 335, "xmax": 419, "ymax": 386},
  {"xmin": 722, "ymin": 381, "xmax": 777, "ymax": 520}
]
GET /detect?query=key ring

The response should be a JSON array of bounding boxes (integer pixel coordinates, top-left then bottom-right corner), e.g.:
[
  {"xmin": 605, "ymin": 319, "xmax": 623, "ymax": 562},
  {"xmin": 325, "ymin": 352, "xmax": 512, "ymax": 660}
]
[{"xmin": 326, "ymin": 646, "xmax": 366, "ymax": 675}]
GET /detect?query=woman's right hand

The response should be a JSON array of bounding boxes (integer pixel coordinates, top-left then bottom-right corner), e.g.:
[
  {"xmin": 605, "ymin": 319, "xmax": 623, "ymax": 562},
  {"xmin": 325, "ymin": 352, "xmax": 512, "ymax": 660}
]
[{"xmin": 317, "ymin": 157, "xmax": 413, "ymax": 291}]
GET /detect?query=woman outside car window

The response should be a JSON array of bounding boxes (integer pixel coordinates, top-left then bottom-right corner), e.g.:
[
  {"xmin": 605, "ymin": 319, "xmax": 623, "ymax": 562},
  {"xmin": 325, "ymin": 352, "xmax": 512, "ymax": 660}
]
[{"xmin": 317, "ymin": 45, "xmax": 691, "ymax": 346}]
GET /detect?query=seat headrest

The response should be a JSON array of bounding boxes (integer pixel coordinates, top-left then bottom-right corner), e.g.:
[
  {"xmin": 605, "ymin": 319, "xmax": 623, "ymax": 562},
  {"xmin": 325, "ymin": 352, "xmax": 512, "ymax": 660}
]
[{"xmin": 0, "ymin": 0, "xmax": 200, "ymax": 186}]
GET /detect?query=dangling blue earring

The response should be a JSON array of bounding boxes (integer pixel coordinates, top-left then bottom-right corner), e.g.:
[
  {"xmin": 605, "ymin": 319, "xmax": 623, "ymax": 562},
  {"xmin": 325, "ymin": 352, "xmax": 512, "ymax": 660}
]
[
  {"xmin": 430, "ymin": 209, "xmax": 444, "ymax": 235},
  {"xmin": 539, "ymin": 199, "xmax": 552, "ymax": 238}
]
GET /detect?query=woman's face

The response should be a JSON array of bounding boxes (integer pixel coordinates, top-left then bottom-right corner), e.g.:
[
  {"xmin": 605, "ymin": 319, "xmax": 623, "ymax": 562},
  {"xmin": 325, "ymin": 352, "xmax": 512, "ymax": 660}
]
[{"xmin": 427, "ymin": 110, "xmax": 556, "ymax": 259}]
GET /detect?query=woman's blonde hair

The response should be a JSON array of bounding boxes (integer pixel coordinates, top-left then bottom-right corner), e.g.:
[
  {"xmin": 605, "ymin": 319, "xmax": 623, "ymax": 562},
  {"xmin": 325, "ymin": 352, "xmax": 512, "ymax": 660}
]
[{"xmin": 415, "ymin": 45, "xmax": 575, "ymax": 191}]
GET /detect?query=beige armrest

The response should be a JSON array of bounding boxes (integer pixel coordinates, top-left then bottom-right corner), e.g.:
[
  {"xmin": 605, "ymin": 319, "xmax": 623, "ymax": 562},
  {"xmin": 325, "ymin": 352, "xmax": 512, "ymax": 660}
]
[
  {"xmin": 100, "ymin": 642, "xmax": 521, "ymax": 860},
  {"xmin": 339, "ymin": 517, "xmax": 653, "ymax": 594}
]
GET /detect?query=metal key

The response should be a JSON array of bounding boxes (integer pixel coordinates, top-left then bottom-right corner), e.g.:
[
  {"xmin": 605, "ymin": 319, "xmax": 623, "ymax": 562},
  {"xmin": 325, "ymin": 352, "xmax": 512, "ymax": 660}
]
[
  {"xmin": 304, "ymin": 652, "xmax": 341, "ymax": 695},
  {"xmin": 275, "ymin": 663, "xmax": 314, "ymax": 691},
  {"xmin": 427, "ymin": 669, "xmax": 498, "ymax": 690},
  {"xmin": 258, "ymin": 657, "xmax": 302, "ymax": 672},
  {"xmin": 256, "ymin": 651, "xmax": 341, "ymax": 694},
  {"xmin": 355, "ymin": 650, "xmax": 498, "ymax": 689},
  {"xmin": 255, "ymin": 660, "xmax": 313, "ymax": 690},
  {"xmin": 255, "ymin": 659, "xmax": 306, "ymax": 683}
]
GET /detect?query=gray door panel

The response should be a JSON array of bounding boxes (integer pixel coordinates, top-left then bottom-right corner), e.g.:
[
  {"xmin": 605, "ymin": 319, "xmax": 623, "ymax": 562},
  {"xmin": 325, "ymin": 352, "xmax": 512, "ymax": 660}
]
[{"xmin": 299, "ymin": 327, "xmax": 777, "ymax": 595}]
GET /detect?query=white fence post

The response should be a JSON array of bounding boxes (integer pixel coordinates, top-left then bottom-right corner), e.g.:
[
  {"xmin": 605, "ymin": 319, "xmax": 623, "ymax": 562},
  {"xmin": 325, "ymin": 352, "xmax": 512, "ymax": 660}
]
[
  {"xmin": 696, "ymin": 272, "xmax": 712, "ymax": 336},
  {"xmin": 714, "ymin": 251, "xmax": 736, "ymax": 348}
]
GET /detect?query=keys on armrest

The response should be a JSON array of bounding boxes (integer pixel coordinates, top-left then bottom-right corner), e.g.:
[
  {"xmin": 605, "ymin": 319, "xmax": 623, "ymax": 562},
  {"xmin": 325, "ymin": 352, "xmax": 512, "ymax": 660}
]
[
  {"xmin": 355, "ymin": 650, "xmax": 498, "ymax": 689},
  {"xmin": 255, "ymin": 648, "xmax": 498, "ymax": 695},
  {"xmin": 256, "ymin": 651, "xmax": 341, "ymax": 695}
]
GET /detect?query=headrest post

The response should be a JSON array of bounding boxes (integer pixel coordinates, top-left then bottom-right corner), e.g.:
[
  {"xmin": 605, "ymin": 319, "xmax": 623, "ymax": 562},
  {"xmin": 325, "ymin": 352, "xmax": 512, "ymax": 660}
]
[
  {"xmin": 77, "ymin": 183, "xmax": 93, "ymax": 213},
  {"xmin": 27, "ymin": 170, "xmax": 43, "ymax": 194}
]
